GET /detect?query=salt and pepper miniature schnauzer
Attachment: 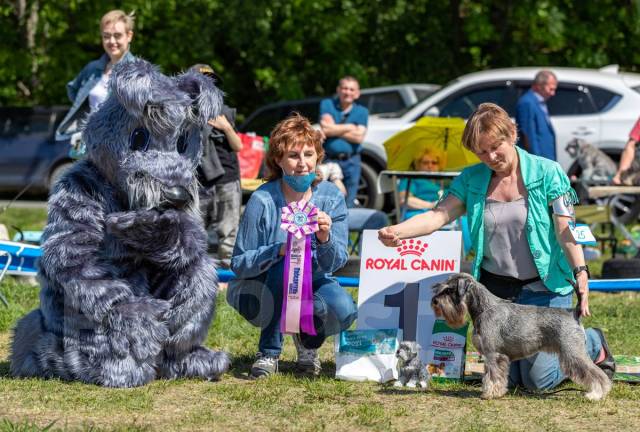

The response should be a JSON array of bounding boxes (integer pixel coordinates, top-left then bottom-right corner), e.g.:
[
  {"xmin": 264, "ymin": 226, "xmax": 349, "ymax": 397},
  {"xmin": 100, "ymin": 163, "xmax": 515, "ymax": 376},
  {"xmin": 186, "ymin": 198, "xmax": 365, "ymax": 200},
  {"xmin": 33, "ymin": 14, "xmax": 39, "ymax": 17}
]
[
  {"xmin": 394, "ymin": 341, "xmax": 430, "ymax": 389},
  {"xmin": 431, "ymin": 273, "xmax": 611, "ymax": 401}
]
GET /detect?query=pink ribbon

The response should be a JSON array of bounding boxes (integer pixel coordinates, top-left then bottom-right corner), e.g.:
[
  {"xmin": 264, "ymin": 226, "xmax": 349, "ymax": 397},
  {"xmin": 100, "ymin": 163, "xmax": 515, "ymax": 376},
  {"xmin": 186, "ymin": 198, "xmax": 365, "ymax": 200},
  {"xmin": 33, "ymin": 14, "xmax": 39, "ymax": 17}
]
[{"xmin": 280, "ymin": 200, "xmax": 319, "ymax": 335}]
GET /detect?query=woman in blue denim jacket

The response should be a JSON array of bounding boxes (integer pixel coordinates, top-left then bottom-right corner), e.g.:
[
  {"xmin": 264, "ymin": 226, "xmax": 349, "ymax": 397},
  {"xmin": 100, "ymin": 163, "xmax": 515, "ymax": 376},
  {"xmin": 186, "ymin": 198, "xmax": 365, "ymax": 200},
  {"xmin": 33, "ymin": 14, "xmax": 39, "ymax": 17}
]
[
  {"xmin": 379, "ymin": 103, "xmax": 615, "ymax": 391},
  {"xmin": 55, "ymin": 10, "xmax": 137, "ymax": 157},
  {"xmin": 228, "ymin": 114, "xmax": 357, "ymax": 379}
]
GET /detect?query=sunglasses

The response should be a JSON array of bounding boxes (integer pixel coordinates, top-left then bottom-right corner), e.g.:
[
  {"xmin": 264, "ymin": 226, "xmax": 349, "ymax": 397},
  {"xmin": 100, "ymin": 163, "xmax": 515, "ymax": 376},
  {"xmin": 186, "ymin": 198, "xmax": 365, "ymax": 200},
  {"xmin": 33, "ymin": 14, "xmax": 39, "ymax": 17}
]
[{"xmin": 101, "ymin": 32, "xmax": 127, "ymax": 41}]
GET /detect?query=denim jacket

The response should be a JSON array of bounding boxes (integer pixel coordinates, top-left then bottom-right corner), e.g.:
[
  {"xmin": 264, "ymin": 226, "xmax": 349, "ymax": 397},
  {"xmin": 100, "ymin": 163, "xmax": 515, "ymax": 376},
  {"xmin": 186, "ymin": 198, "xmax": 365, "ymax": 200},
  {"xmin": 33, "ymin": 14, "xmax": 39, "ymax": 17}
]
[
  {"xmin": 447, "ymin": 146, "xmax": 578, "ymax": 295},
  {"xmin": 55, "ymin": 51, "xmax": 136, "ymax": 141},
  {"xmin": 230, "ymin": 180, "xmax": 349, "ymax": 281}
]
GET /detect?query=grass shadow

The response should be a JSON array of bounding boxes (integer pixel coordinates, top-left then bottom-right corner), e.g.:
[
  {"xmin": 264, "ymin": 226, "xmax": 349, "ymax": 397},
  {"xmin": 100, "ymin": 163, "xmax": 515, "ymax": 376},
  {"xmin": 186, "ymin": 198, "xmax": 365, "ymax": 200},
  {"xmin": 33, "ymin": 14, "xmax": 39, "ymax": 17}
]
[
  {"xmin": 228, "ymin": 354, "xmax": 339, "ymax": 381},
  {"xmin": 0, "ymin": 360, "xmax": 9, "ymax": 377},
  {"xmin": 377, "ymin": 386, "xmax": 480, "ymax": 399}
]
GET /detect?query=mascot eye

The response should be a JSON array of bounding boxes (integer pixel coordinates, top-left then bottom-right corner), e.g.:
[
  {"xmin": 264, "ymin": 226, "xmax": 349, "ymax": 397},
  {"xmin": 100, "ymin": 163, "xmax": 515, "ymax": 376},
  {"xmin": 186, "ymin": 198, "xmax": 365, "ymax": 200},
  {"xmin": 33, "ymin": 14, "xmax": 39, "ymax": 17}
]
[
  {"xmin": 176, "ymin": 132, "xmax": 189, "ymax": 154},
  {"xmin": 130, "ymin": 128, "xmax": 150, "ymax": 152}
]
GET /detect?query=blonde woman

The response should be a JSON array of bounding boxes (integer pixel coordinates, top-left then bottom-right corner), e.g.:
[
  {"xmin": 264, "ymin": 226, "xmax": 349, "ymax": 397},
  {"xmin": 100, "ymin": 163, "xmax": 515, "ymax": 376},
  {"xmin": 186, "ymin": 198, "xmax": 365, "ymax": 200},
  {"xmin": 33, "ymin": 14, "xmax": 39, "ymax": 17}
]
[
  {"xmin": 56, "ymin": 10, "xmax": 137, "ymax": 157},
  {"xmin": 398, "ymin": 147, "xmax": 446, "ymax": 220},
  {"xmin": 379, "ymin": 103, "xmax": 615, "ymax": 391}
]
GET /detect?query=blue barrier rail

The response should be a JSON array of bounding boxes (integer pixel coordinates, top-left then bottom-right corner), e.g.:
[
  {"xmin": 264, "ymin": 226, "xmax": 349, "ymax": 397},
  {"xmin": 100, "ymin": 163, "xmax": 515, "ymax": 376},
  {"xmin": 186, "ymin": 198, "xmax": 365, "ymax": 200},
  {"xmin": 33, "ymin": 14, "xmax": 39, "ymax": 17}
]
[
  {"xmin": 2, "ymin": 241, "xmax": 639, "ymax": 293},
  {"xmin": 218, "ymin": 269, "xmax": 640, "ymax": 292}
]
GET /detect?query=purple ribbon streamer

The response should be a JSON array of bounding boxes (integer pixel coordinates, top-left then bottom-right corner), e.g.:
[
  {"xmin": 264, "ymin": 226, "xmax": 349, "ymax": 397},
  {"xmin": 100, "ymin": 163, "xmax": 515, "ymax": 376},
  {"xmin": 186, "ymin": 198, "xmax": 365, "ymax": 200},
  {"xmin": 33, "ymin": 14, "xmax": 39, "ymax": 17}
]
[{"xmin": 280, "ymin": 200, "xmax": 318, "ymax": 335}]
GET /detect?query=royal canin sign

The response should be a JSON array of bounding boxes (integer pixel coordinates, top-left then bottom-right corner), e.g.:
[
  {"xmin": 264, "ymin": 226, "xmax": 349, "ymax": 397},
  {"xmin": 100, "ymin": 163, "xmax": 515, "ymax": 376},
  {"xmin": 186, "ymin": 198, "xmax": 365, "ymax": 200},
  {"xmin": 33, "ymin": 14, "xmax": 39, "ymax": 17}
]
[{"xmin": 364, "ymin": 239, "xmax": 456, "ymax": 271}]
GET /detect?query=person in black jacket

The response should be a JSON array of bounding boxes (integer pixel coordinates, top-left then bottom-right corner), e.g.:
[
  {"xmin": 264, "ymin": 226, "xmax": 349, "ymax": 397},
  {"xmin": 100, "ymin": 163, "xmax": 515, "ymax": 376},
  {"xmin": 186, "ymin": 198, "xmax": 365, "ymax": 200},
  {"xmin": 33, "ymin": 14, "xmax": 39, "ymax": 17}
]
[{"xmin": 191, "ymin": 64, "xmax": 243, "ymax": 268}]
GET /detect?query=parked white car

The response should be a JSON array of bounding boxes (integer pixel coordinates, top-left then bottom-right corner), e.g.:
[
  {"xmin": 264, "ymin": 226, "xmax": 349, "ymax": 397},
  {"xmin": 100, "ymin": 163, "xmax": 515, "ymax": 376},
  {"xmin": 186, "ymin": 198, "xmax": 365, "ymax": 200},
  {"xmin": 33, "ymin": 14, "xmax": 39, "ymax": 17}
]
[{"xmin": 357, "ymin": 66, "xmax": 640, "ymax": 210}]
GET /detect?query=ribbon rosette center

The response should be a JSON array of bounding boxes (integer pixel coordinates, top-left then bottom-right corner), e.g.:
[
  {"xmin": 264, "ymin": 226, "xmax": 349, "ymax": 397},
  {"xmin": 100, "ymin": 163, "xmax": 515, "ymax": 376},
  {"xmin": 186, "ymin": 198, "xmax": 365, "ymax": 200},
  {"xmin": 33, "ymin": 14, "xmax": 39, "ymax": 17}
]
[{"xmin": 280, "ymin": 200, "xmax": 319, "ymax": 239}]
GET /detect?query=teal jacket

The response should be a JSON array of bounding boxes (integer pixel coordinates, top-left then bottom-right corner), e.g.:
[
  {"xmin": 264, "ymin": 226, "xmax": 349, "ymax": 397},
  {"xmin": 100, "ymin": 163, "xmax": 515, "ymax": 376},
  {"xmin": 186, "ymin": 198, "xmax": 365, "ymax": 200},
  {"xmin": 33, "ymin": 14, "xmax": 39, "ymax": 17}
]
[{"xmin": 447, "ymin": 146, "xmax": 578, "ymax": 295}]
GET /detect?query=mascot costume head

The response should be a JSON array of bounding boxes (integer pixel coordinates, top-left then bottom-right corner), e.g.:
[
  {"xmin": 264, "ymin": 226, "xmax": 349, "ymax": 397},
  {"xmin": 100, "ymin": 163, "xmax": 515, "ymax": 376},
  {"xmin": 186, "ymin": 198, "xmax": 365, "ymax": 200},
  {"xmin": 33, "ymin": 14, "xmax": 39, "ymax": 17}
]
[{"xmin": 10, "ymin": 59, "xmax": 231, "ymax": 387}]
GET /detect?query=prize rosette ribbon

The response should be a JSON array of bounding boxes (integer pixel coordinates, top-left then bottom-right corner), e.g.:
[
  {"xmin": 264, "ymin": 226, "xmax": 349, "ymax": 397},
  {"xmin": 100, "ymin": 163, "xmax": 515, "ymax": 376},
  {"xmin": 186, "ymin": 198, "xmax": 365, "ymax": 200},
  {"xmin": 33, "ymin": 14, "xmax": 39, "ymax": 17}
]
[{"xmin": 279, "ymin": 200, "xmax": 319, "ymax": 335}]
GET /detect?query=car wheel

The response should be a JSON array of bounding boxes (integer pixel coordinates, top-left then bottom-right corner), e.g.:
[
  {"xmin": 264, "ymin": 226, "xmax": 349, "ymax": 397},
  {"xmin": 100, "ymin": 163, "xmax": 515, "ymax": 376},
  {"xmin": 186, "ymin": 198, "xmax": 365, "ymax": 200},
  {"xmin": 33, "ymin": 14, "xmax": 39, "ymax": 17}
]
[
  {"xmin": 357, "ymin": 161, "xmax": 383, "ymax": 210},
  {"xmin": 48, "ymin": 162, "xmax": 73, "ymax": 191},
  {"xmin": 607, "ymin": 193, "xmax": 640, "ymax": 224}
]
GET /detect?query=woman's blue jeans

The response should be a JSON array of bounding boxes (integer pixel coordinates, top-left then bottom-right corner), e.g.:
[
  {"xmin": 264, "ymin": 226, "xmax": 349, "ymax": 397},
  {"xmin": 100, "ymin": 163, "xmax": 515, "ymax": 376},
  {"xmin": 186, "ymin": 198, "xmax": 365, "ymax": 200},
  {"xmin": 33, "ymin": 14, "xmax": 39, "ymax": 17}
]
[
  {"xmin": 232, "ymin": 259, "xmax": 357, "ymax": 357},
  {"xmin": 509, "ymin": 289, "xmax": 603, "ymax": 391}
]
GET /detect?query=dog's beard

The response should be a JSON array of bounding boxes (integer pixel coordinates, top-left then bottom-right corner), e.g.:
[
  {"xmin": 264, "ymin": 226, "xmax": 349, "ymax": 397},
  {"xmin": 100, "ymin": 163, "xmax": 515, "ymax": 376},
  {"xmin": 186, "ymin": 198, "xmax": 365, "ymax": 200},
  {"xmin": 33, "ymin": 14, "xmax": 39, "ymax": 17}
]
[
  {"xmin": 124, "ymin": 172, "xmax": 200, "ymax": 218},
  {"xmin": 435, "ymin": 296, "xmax": 468, "ymax": 329}
]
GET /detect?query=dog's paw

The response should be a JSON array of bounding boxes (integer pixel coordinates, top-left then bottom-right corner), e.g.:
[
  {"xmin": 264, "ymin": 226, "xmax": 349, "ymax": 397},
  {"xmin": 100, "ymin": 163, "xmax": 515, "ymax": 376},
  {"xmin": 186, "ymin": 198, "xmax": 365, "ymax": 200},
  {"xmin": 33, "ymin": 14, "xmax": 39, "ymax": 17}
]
[{"xmin": 585, "ymin": 389, "xmax": 605, "ymax": 401}]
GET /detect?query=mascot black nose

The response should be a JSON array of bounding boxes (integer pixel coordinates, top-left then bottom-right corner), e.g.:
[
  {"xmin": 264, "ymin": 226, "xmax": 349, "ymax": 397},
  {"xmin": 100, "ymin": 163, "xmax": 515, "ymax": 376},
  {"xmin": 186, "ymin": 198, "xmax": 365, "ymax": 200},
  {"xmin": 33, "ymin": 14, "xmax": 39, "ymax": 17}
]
[{"xmin": 162, "ymin": 186, "xmax": 190, "ymax": 208}]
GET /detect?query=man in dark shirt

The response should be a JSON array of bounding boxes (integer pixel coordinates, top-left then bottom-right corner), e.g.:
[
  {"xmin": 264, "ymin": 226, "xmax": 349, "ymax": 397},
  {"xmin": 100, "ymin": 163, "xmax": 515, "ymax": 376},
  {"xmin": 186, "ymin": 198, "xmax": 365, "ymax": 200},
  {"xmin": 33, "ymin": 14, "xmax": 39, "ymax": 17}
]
[{"xmin": 191, "ymin": 64, "xmax": 242, "ymax": 268}]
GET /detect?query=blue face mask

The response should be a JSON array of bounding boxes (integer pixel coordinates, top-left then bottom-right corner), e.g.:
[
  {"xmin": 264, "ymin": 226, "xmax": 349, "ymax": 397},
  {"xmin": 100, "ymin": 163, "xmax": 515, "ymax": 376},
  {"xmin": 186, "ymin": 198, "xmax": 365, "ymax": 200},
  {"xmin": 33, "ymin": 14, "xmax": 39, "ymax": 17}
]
[{"xmin": 282, "ymin": 169, "xmax": 316, "ymax": 193}]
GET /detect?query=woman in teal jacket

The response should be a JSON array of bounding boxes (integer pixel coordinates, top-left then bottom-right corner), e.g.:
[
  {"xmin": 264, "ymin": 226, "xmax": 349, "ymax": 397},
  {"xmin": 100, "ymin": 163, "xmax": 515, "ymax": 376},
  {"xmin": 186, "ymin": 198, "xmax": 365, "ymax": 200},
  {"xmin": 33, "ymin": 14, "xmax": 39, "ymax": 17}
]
[{"xmin": 379, "ymin": 103, "xmax": 614, "ymax": 391}]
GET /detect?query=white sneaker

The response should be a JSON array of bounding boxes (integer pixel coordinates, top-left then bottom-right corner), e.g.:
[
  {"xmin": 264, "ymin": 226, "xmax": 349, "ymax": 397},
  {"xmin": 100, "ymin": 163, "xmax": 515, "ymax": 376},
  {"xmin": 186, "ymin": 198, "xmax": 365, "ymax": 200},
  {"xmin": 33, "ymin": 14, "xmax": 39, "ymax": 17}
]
[
  {"xmin": 292, "ymin": 334, "xmax": 321, "ymax": 376},
  {"xmin": 250, "ymin": 352, "xmax": 278, "ymax": 379}
]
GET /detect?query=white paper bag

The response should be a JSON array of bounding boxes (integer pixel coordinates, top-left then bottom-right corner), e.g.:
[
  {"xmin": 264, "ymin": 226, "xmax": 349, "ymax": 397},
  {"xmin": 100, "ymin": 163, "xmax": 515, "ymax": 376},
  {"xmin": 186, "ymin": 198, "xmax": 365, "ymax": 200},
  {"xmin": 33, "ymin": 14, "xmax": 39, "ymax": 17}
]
[{"xmin": 334, "ymin": 329, "xmax": 400, "ymax": 383}]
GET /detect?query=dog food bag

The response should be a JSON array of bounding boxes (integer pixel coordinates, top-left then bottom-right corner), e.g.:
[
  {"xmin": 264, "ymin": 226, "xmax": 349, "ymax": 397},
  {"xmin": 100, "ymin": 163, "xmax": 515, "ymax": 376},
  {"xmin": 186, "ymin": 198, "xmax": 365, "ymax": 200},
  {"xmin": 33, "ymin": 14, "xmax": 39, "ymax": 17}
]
[
  {"xmin": 334, "ymin": 329, "xmax": 400, "ymax": 383},
  {"xmin": 426, "ymin": 319, "xmax": 468, "ymax": 381}
]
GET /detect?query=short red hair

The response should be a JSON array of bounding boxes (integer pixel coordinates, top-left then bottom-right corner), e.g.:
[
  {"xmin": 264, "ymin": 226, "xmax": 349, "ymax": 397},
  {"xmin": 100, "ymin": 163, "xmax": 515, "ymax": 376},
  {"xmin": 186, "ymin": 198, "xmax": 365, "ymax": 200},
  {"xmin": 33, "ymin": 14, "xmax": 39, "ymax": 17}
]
[{"xmin": 265, "ymin": 114, "xmax": 325, "ymax": 184}]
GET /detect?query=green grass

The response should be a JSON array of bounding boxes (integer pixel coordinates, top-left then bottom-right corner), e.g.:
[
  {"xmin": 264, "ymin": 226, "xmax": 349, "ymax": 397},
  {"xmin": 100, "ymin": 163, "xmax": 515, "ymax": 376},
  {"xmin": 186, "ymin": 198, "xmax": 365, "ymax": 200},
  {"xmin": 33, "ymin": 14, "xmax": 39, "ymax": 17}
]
[
  {"xmin": 1, "ymin": 276, "xmax": 640, "ymax": 431},
  {"xmin": 0, "ymin": 208, "xmax": 48, "ymax": 240},
  {"xmin": 2, "ymin": 209, "xmax": 640, "ymax": 430}
]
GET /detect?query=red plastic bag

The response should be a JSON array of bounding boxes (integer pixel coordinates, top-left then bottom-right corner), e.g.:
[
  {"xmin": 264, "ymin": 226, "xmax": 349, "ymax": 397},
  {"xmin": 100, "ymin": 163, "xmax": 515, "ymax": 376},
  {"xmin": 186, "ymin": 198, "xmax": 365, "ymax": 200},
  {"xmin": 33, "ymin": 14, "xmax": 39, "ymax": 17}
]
[{"xmin": 237, "ymin": 132, "xmax": 266, "ymax": 179}]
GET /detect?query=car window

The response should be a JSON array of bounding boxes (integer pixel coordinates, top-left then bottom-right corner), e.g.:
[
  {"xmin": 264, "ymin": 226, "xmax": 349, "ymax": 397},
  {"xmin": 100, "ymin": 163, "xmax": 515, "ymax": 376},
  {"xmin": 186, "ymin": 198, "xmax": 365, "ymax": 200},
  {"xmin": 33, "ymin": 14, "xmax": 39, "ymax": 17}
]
[
  {"xmin": 413, "ymin": 87, "xmax": 437, "ymax": 101},
  {"xmin": 547, "ymin": 86, "xmax": 596, "ymax": 116},
  {"xmin": 289, "ymin": 101, "xmax": 319, "ymax": 121},
  {"xmin": 0, "ymin": 108, "xmax": 52, "ymax": 137},
  {"xmin": 368, "ymin": 91, "xmax": 405, "ymax": 114},
  {"xmin": 356, "ymin": 94, "xmax": 372, "ymax": 111},
  {"xmin": 240, "ymin": 107, "xmax": 285, "ymax": 136},
  {"xmin": 240, "ymin": 100, "xmax": 321, "ymax": 136},
  {"xmin": 588, "ymin": 86, "xmax": 621, "ymax": 112},
  {"xmin": 436, "ymin": 85, "xmax": 511, "ymax": 118}
]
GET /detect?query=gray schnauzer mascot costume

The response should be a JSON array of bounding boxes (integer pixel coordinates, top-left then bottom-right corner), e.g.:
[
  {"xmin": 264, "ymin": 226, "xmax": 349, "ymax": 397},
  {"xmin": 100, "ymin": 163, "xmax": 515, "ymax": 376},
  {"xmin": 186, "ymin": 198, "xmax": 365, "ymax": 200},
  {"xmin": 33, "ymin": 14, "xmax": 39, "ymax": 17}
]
[{"xmin": 10, "ymin": 59, "xmax": 231, "ymax": 387}]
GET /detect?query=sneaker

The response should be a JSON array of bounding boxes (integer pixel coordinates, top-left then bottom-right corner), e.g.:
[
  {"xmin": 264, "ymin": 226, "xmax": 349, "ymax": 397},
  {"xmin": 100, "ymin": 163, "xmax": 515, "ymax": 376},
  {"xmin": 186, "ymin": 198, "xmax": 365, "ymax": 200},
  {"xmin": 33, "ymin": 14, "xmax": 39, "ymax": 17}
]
[
  {"xmin": 250, "ymin": 352, "xmax": 278, "ymax": 379},
  {"xmin": 293, "ymin": 334, "xmax": 321, "ymax": 376},
  {"xmin": 593, "ymin": 328, "xmax": 616, "ymax": 381}
]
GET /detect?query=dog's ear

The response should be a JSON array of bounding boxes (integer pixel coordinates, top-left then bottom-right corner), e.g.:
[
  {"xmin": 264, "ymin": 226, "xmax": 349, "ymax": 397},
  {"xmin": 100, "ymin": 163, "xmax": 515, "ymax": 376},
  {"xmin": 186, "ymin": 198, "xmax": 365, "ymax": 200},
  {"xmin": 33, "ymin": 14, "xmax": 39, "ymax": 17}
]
[
  {"xmin": 457, "ymin": 276, "xmax": 470, "ymax": 298},
  {"xmin": 175, "ymin": 70, "xmax": 224, "ymax": 127},
  {"xmin": 110, "ymin": 59, "xmax": 157, "ymax": 119}
]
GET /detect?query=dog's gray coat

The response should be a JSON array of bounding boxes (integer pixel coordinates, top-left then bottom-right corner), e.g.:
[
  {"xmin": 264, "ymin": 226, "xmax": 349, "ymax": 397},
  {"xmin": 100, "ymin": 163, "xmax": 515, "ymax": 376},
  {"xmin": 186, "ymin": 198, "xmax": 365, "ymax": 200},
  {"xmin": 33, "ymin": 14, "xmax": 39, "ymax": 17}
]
[
  {"xmin": 565, "ymin": 138, "xmax": 617, "ymax": 182},
  {"xmin": 10, "ymin": 59, "xmax": 231, "ymax": 387},
  {"xmin": 431, "ymin": 273, "xmax": 611, "ymax": 400}
]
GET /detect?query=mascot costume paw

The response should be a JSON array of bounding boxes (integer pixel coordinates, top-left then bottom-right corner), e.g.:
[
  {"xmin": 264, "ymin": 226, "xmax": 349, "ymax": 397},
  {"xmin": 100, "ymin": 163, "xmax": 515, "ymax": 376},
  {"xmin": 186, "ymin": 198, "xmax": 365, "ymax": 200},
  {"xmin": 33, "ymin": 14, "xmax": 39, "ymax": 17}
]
[{"xmin": 10, "ymin": 59, "xmax": 231, "ymax": 387}]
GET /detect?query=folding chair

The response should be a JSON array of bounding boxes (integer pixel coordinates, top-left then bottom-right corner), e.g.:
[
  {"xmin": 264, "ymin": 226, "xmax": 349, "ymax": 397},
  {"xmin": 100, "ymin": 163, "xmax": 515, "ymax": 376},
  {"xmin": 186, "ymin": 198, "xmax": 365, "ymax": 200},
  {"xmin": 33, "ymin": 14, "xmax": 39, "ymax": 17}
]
[{"xmin": 0, "ymin": 240, "xmax": 42, "ymax": 306}]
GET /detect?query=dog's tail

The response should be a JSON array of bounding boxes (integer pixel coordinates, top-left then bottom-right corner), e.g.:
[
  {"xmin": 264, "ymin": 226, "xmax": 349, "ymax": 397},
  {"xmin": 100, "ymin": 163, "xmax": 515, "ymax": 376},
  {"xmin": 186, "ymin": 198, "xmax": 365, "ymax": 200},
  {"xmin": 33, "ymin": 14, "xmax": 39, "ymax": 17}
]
[{"xmin": 566, "ymin": 278, "xmax": 582, "ymax": 321}]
